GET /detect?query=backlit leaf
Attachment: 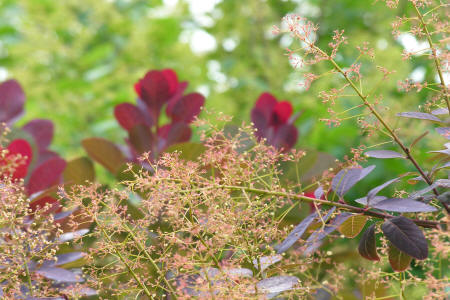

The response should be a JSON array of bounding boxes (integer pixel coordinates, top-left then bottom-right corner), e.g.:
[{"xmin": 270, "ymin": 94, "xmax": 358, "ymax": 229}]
[
  {"xmin": 338, "ymin": 215, "xmax": 367, "ymax": 238},
  {"xmin": 82, "ymin": 137, "xmax": 127, "ymax": 174},
  {"xmin": 63, "ymin": 157, "xmax": 95, "ymax": 185},
  {"xmin": 387, "ymin": 242, "xmax": 412, "ymax": 272}
]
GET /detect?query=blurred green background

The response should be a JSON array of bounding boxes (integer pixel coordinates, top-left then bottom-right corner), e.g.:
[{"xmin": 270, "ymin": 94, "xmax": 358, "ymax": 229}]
[{"xmin": 0, "ymin": 0, "xmax": 444, "ymax": 189}]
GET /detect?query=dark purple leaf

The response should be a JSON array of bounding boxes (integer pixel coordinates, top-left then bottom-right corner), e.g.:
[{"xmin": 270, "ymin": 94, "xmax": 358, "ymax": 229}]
[
  {"xmin": 114, "ymin": 103, "xmax": 151, "ymax": 130},
  {"xmin": 431, "ymin": 108, "xmax": 448, "ymax": 115},
  {"xmin": 370, "ymin": 198, "xmax": 437, "ymax": 213},
  {"xmin": 166, "ymin": 92, "xmax": 205, "ymax": 123},
  {"xmin": 365, "ymin": 150, "xmax": 404, "ymax": 159},
  {"xmin": 303, "ymin": 212, "xmax": 352, "ymax": 255},
  {"xmin": 36, "ymin": 267, "xmax": 83, "ymax": 283},
  {"xmin": 272, "ymin": 124, "xmax": 298, "ymax": 151},
  {"xmin": 331, "ymin": 168, "xmax": 362, "ymax": 197},
  {"xmin": 366, "ymin": 177, "xmax": 401, "ymax": 205},
  {"xmin": 381, "ymin": 216, "xmax": 428, "ymax": 260},
  {"xmin": 397, "ymin": 112, "xmax": 442, "ymax": 122},
  {"xmin": 388, "ymin": 242, "xmax": 412, "ymax": 272},
  {"xmin": 82, "ymin": 137, "xmax": 127, "ymax": 174},
  {"xmin": 358, "ymin": 224, "xmax": 379, "ymax": 261},
  {"xmin": 27, "ymin": 157, "xmax": 66, "ymax": 195},
  {"xmin": 22, "ymin": 119, "xmax": 54, "ymax": 150},
  {"xmin": 436, "ymin": 127, "xmax": 450, "ymax": 140},
  {"xmin": 276, "ymin": 211, "xmax": 318, "ymax": 254},
  {"xmin": 0, "ymin": 79, "xmax": 25, "ymax": 123}
]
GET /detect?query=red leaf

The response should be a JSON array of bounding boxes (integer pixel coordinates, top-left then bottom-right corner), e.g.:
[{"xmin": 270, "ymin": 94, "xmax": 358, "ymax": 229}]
[
  {"xmin": 252, "ymin": 92, "xmax": 278, "ymax": 122},
  {"xmin": 114, "ymin": 103, "xmax": 151, "ymax": 130},
  {"xmin": 1, "ymin": 139, "xmax": 33, "ymax": 180},
  {"xmin": 137, "ymin": 70, "xmax": 175, "ymax": 114},
  {"xmin": 27, "ymin": 157, "xmax": 66, "ymax": 196},
  {"xmin": 22, "ymin": 119, "xmax": 54, "ymax": 150},
  {"xmin": 166, "ymin": 92, "xmax": 205, "ymax": 123},
  {"xmin": 162, "ymin": 69, "xmax": 179, "ymax": 95},
  {"xmin": 273, "ymin": 101, "xmax": 293, "ymax": 124},
  {"xmin": 0, "ymin": 79, "xmax": 25, "ymax": 123},
  {"xmin": 158, "ymin": 122, "xmax": 191, "ymax": 151}
]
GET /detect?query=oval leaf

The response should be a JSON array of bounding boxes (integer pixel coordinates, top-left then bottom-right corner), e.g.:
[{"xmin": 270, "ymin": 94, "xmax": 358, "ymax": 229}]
[
  {"xmin": 63, "ymin": 157, "xmax": 95, "ymax": 185},
  {"xmin": 27, "ymin": 157, "xmax": 66, "ymax": 196},
  {"xmin": 0, "ymin": 79, "xmax": 25, "ymax": 123},
  {"xmin": 358, "ymin": 224, "xmax": 379, "ymax": 261},
  {"xmin": 381, "ymin": 216, "xmax": 428, "ymax": 260},
  {"xmin": 387, "ymin": 242, "xmax": 412, "ymax": 272},
  {"xmin": 338, "ymin": 215, "xmax": 368, "ymax": 238},
  {"xmin": 371, "ymin": 198, "xmax": 437, "ymax": 213},
  {"xmin": 365, "ymin": 150, "xmax": 404, "ymax": 159},
  {"xmin": 82, "ymin": 137, "xmax": 127, "ymax": 174},
  {"xmin": 366, "ymin": 177, "xmax": 402, "ymax": 205},
  {"xmin": 22, "ymin": 119, "xmax": 54, "ymax": 150},
  {"xmin": 397, "ymin": 112, "xmax": 442, "ymax": 122}
]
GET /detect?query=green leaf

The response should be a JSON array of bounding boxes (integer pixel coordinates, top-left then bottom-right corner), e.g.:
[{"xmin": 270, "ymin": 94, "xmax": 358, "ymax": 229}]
[
  {"xmin": 358, "ymin": 224, "xmax": 379, "ymax": 261},
  {"xmin": 165, "ymin": 142, "xmax": 206, "ymax": 161},
  {"xmin": 338, "ymin": 215, "xmax": 368, "ymax": 238},
  {"xmin": 63, "ymin": 157, "xmax": 95, "ymax": 185},
  {"xmin": 387, "ymin": 242, "xmax": 412, "ymax": 272},
  {"xmin": 82, "ymin": 137, "xmax": 127, "ymax": 174}
]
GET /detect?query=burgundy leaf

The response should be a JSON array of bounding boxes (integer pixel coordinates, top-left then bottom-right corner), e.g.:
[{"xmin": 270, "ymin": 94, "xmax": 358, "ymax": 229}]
[
  {"xmin": 397, "ymin": 111, "xmax": 442, "ymax": 122},
  {"xmin": 436, "ymin": 127, "xmax": 450, "ymax": 140},
  {"xmin": 365, "ymin": 150, "xmax": 404, "ymax": 159},
  {"xmin": 252, "ymin": 92, "xmax": 278, "ymax": 122},
  {"xmin": 358, "ymin": 224, "xmax": 379, "ymax": 261},
  {"xmin": 166, "ymin": 92, "xmax": 205, "ymax": 123},
  {"xmin": 29, "ymin": 196, "xmax": 62, "ymax": 214},
  {"xmin": 381, "ymin": 216, "xmax": 428, "ymax": 260},
  {"xmin": 137, "ymin": 70, "xmax": 176, "ymax": 114},
  {"xmin": 158, "ymin": 122, "xmax": 191, "ymax": 151},
  {"xmin": 22, "ymin": 119, "xmax": 54, "ymax": 150},
  {"xmin": 114, "ymin": 103, "xmax": 151, "ymax": 130},
  {"xmin": 27, "ymin": 157, "xmax": 66, "ymax": 195},
  {"xmin": 128, "ymin": 124, "xmax": 155, "ymax": 155},
  {"xmin": 0, "ymin": 79, "xmax": 25, "ymax": 123},
  {"xmin": 271, "ymin": 124, "xmax": 298, "ymax": 151},
  {"xmin": 35, "ymin": 150, "xmax": 60, "ymax": 166}
]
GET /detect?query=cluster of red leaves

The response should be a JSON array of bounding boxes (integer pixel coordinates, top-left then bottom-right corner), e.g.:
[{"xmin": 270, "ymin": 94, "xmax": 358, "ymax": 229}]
[
  {"xmin": 0, "ymin": 80, "xmax": 67, "ymax": 217},
  {"xmin": 114, "ymin": 69, "xmax": 205, "ymax": 161},
  {"xmin": 251, "ymin": 92, "xmax": 298, "ymax": 151}
]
